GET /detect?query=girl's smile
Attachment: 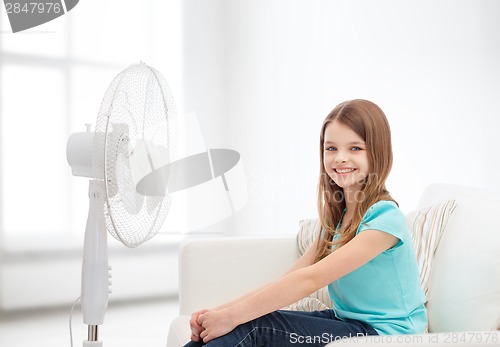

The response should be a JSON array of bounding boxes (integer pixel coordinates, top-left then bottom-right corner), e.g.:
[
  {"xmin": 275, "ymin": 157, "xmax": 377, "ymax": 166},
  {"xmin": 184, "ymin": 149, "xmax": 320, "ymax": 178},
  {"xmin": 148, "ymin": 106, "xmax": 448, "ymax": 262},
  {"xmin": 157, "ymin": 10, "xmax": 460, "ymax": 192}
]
[{"xmin": 334, "ymin": 167, "xmax": 357, "ymax": 174}]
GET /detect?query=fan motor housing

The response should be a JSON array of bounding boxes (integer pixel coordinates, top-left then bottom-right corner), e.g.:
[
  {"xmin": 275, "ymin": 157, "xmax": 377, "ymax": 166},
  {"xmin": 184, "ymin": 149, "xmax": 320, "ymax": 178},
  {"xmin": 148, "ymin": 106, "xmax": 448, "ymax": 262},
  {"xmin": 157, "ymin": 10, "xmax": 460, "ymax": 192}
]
[{"xmin": 67, "ymin": 132, "xmax": 104, "ymax": 179}]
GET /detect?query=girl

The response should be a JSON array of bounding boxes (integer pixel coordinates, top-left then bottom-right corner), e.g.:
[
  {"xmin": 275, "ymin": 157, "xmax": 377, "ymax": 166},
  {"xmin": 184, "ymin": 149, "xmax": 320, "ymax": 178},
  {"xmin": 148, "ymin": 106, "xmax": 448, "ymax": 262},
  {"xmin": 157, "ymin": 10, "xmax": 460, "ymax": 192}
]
[{"xmin": 185, "ymin": 99, "xmax": 427, "ymax": 346}]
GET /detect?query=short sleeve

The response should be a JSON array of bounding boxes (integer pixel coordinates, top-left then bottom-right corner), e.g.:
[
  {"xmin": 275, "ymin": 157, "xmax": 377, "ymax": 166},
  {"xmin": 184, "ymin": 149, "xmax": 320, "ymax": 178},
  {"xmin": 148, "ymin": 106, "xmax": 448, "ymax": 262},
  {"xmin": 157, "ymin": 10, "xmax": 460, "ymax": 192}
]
[{"xmin": 357, "ymin": 200, "xmax": 407, "ymax": 249}]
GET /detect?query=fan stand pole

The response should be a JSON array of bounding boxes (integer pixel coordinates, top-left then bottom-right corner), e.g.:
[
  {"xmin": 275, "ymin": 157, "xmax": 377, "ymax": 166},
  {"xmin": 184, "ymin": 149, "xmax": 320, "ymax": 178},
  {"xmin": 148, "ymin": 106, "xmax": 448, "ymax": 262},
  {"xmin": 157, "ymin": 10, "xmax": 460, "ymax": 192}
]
[
  {"xmin": 81, "ymin": 180, "xmax": 110, "ymax": 347},
  {"xmin": 83, "ymin": 325, "xmax": 101, "ymax": 346}
]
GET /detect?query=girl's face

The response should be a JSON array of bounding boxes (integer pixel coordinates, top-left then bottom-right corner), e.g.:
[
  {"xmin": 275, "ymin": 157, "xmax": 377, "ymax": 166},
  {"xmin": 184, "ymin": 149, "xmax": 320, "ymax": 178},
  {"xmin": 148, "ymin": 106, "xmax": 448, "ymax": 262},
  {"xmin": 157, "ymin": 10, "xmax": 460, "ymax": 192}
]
[{"xmin": 323, "ymin": 120, "xmax": 369, "ymax": 193}]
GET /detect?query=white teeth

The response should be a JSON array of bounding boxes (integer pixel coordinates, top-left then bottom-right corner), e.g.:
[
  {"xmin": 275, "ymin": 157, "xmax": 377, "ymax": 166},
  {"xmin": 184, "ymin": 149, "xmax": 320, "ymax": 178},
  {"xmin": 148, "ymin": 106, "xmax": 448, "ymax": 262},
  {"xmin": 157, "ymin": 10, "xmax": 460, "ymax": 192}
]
[{"xmin": 336, "ymin": 168, "xmax": 355, "ymax": 173}]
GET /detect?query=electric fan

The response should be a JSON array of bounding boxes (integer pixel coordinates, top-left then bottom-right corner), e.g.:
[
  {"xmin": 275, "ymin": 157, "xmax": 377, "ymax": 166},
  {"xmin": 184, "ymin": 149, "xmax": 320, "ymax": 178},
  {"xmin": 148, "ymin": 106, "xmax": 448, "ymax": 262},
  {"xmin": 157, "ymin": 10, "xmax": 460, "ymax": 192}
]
[{"xmin": 66, "ymin": 62, "xmax": 177, "ymax": 346}]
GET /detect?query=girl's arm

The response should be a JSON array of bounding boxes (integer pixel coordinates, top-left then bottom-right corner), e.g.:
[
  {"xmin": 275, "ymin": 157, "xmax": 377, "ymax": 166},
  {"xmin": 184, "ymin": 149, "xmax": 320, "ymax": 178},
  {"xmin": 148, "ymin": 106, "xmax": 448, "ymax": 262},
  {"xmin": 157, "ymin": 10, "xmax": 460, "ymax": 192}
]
[
  {"xmin": 198, "ymin": 229, "xmax": 398, "ymax": 342},
  {"xmin": 215, "ymin": 235, "xmax": 320, "ymax": 310},
  {"xmin": 189, "ymin": 236, "xmax": 320, "ymax": 342}
]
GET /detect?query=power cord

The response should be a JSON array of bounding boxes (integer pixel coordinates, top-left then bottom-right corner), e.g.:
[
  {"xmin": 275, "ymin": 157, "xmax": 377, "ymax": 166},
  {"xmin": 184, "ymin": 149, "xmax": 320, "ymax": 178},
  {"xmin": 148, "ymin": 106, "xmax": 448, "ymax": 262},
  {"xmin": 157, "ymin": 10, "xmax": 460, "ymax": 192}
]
[{"xmin": 69, "ymin": 297, "xmax": 81, "ymax": 347}]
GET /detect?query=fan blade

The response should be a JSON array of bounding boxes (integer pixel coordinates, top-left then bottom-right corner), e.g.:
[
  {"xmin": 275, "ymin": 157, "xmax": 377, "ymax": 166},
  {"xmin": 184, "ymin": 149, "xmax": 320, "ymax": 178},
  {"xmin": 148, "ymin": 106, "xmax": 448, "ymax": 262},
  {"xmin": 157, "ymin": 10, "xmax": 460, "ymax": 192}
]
[
  {"xmin": 115, "ymin": 152, "xmax": 143, "ymax": 215},
  {"xmin": 147, "ymin": 195, "xmax": 162, "ymax": 214}
]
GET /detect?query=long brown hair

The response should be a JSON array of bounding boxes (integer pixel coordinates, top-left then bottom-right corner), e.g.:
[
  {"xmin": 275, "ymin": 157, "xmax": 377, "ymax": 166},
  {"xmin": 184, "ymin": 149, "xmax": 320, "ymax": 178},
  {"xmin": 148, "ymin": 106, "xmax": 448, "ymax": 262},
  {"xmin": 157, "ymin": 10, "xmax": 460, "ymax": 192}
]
[{"xmin": 314, "ymin": 99, "xmax": 396, "ymax": 263}]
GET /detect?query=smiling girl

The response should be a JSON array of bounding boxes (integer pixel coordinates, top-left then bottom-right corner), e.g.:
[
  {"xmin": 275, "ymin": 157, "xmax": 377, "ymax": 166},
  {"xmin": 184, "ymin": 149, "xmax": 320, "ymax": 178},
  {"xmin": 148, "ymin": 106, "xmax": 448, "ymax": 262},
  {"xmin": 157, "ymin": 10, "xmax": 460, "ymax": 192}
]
[{"xmin": 184, "ymin": 99, "xmax": 427, "ymax": 346}]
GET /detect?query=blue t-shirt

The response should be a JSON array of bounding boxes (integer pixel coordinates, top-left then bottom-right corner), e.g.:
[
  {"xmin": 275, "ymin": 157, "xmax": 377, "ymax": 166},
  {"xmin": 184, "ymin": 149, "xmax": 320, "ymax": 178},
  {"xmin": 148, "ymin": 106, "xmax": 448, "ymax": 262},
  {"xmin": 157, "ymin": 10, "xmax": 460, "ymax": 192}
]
[{"xmin": 328, "ymin": 200, "xmax": 428, "ymax": 335}]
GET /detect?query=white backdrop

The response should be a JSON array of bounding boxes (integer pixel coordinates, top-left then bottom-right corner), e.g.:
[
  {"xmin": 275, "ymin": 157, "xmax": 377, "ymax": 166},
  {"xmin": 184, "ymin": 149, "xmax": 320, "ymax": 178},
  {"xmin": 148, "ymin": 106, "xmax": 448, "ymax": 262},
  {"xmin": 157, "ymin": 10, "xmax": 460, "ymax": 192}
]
[{"xmin": 182, "ymin": 0, "xmax": 500, "ymax": 236}]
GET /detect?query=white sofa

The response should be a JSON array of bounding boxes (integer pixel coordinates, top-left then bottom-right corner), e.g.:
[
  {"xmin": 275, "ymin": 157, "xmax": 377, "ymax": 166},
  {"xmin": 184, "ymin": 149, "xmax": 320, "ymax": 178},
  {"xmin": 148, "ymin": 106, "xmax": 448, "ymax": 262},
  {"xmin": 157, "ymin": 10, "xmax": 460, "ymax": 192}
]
[{"xmin": 167, "ymin": 183, "xmax": 500, "ymax": 346}]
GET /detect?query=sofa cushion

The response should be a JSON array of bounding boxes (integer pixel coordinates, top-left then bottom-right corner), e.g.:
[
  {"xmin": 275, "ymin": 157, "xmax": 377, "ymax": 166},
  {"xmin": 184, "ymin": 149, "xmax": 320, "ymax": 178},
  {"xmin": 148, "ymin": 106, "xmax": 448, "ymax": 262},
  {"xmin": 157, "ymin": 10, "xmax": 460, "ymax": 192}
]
[
  {"xmin": 282, "ymin": 297, "xmax": 330, "ymax": 312},
  {"xmin": 282, "ymin": 218, "xmax": 332, "ymax": 311},
  {"xmin": 296, "ymin": 218, "xmax": 322, "ymax": 255},
  {"xmin": 416, "ymin": 184, "xmax": 500, "ymax": 332},
  {"xmin": 407, "ymin": 199, "xmax": 457, "ymax": 299}
]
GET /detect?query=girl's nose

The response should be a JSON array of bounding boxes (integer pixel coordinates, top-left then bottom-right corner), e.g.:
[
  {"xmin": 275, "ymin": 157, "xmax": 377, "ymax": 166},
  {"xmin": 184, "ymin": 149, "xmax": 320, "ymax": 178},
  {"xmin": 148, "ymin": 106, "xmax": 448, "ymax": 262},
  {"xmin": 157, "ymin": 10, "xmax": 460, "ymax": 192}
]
[{"xmin": 335, "ymin": 155, "xmax": 347, "ymax": 163}]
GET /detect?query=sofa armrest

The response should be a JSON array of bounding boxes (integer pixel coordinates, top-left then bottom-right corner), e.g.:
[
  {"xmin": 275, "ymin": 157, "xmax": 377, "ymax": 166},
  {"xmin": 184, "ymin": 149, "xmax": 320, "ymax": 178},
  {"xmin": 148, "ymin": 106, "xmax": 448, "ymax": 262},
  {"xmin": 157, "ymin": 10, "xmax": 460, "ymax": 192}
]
[{"xmin": 178, "ymin": 236, "xmax": 298, "ymax": 315}]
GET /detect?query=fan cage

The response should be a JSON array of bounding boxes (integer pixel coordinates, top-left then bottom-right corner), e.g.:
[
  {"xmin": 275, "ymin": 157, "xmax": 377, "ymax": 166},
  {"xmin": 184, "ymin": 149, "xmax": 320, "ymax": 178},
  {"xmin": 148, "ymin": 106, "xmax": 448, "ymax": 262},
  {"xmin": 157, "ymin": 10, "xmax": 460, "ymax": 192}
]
[{"xmin": 92, "ymin": 63, "xmax": 178, "ymax": 247}]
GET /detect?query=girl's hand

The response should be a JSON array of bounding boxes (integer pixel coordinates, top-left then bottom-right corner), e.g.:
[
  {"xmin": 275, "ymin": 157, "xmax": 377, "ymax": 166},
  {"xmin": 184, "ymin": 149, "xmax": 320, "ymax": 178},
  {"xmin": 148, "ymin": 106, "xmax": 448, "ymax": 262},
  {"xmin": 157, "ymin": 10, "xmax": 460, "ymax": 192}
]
[
  {"xmin": 189, "ymin": 309, "xmax": 209, "ymax": 342},
  {"xmin": 198, "ymin": 309, "xmax": 239, "ymax": 343}
]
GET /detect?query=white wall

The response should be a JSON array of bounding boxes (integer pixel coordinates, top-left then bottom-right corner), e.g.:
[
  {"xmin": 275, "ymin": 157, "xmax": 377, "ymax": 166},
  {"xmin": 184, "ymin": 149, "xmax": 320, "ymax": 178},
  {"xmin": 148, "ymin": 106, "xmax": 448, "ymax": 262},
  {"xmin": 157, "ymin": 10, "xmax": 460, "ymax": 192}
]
[{"xmin": 182, "ymin": 0, "xmax": 500, "ymax": 236}]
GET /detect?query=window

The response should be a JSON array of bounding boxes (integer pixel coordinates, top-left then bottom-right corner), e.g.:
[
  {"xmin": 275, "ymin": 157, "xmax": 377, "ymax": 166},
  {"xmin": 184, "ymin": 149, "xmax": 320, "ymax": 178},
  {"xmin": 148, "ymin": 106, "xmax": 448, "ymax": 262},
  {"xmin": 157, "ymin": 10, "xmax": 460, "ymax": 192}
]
[{"xmin": 0, "ymin": 0, "xmax": 183, "ymax": 247}]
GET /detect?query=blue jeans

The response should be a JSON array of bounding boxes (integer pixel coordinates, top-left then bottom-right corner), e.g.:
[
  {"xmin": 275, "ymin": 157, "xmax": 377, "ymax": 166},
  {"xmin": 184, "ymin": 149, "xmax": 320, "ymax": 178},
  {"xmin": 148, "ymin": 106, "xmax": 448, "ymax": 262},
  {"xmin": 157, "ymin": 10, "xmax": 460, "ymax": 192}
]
[{"xmin": 184, "ymin": 309, "xmax": 378, "ymax": 347}]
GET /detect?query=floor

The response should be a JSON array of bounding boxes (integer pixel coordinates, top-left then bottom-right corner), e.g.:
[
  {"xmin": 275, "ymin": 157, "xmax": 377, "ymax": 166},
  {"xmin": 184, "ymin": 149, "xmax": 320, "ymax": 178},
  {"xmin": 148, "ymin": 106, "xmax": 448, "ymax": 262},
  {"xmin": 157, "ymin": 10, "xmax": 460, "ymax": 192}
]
[{"xmin": 0, "ymin": 297, "xmax": 179, "ymax": 347}]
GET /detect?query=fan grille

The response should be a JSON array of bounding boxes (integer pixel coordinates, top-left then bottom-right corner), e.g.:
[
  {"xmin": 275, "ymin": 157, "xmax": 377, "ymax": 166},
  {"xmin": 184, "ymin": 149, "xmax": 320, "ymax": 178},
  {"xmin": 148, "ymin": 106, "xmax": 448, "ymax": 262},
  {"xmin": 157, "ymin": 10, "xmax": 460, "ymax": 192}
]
[{"xmin": 93, "ymin": 63, "xmax": 177, "ymax": 247}]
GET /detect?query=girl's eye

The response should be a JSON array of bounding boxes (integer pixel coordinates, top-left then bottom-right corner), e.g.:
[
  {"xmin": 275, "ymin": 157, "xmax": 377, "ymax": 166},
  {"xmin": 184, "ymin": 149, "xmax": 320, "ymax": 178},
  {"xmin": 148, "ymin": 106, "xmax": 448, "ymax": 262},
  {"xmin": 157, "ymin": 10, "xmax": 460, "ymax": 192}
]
[
  {"xmin": 351, "ymin": 147, "xmax": 362, "ymax": 151},
  {"xmin": 325, "ymin": 147, "xmax": 336, "ymax": 151}
]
